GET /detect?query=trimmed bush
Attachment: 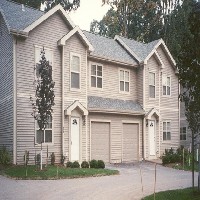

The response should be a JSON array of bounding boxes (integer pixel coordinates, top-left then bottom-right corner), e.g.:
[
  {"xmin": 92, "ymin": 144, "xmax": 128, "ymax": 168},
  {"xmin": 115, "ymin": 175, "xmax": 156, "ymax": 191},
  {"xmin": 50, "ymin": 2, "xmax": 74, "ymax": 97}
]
[
  {"xmin": 90, "ymin": 159, "xmax": 98, "ymax": 168},
  {"xmin": 72, "ymin": 161, "xmax": 80, "ymax": 168},
  {"xmin": 61, "ymin": 154, "xmax": 65, "ymax": 165},
  {"xmin": 66, "ymin": 161, "xmax": 73, "ymax": 168},
  {"xmin": 50, "ymin": 153, "xmax": 55, "ymax": 165},
  {"xmin": 97, "ymin": 160, "xmax": 105, "ymax": 169},
  {"xmin": 81, "ymin": 161, "xmax": 89, "ymax": 168},
  {"xmin": 0, "ymin": 146, "xmax": 11, "ymax": 165}
]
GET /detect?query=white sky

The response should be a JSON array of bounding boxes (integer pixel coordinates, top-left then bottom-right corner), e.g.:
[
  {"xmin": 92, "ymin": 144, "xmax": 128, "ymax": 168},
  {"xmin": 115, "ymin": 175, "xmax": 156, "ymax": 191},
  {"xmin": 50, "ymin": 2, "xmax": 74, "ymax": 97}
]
[{"xmin": 69, "ymin": 0, "xmax": 110, "ymax": 31}]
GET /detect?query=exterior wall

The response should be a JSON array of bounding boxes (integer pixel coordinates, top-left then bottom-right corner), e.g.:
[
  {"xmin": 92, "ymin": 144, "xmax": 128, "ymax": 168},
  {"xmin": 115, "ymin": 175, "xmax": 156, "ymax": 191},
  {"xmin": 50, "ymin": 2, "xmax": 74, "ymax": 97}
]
[
  {"xmin": 15, "ymin": 13, "xmax": 70, "ymax": 164},
  {"xmin": 136, "ymin": 65, "xmax": 143, "ymax": 106},
  {"xmin": 0, "ymin": 14, "xmax": 14, "ymax": 156},
  {"xmin": 88, "ymin": 113, "xmax": 143, "ymax": 163},
  {"xmin": 87, "ymin": 59, "xmax": 138, "ymax": 102}
]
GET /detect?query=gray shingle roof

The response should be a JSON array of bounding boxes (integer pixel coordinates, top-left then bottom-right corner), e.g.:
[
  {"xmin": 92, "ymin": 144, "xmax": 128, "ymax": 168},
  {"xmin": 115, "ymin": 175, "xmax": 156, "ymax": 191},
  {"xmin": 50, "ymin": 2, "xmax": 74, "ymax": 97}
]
[
  {"xmin": 117, "ymin": 36, "xmax": 160, "ymax": 61},
  {"xmin": 83, "ymin": 31, "xmax": 138, "ymax": 65},
  {"xmin": 88, "ymin": 96, "xmax": 144, "ymax": 114},
  {"xmin": 0, "ymin": 0, "xmax": 44, "ymax": 31}
]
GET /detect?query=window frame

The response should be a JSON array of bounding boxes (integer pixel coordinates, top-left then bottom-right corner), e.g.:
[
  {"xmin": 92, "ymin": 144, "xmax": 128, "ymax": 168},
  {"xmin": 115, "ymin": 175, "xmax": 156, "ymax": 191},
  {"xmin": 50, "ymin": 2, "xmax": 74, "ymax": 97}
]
[
  {"xmin": 162, "ymin": 75, "xmax": 171, "ymax": 96},
  {"xmin": 70, "ymin": 52, "xmax": 81, "ymax": 91},
  {"xmin": 163, "ymin": 121, "xmax": 171, "ymax": 141},
  {"xmin": 149, "ymin": 71, "xmax": 156, "ymax": 99},
  {"xmin": 119, "ymin": 68, "xmax": 130, "ymax": 93},
  {"xmin": 90, "ymin": 62, "xmax": 103, "ymax": 90},
  {"xmin": 180, "ymin": 127, "xmax": 187, "ymax": 141}
]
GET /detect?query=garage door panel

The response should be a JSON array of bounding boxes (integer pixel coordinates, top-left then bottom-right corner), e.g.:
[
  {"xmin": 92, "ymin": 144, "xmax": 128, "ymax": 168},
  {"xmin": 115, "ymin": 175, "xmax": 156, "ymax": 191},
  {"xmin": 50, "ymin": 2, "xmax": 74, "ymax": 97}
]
[
  {"xmin": 123, "ymin": 123, "xmax": 139, "ymax": 162},
  {"xmin": 91, "ymin": 122, "xmax": 110, "ymax": 163}
]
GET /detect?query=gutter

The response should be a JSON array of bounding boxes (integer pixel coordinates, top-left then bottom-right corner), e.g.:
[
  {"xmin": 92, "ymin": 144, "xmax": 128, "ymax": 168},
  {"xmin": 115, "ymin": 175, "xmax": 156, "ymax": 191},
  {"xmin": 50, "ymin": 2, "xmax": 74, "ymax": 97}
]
[{"xmin": 10, "ymin": 29, "xmax": 28, "ymax": 38}]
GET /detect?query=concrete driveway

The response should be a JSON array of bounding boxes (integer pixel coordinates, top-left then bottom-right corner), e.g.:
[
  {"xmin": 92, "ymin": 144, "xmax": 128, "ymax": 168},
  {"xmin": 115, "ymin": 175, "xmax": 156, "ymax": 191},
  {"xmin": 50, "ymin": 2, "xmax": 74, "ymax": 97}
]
[{"xmin": 0, "ymin": 162, "xmax": 198, "ymax": 200}]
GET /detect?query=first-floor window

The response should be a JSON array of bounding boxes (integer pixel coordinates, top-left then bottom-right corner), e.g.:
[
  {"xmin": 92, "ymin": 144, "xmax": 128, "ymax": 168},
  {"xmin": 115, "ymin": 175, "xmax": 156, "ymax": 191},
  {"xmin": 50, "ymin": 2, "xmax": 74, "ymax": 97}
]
[
  {"xmin": 163, "ymin": 121, "xmax": 171, "ymax": 141},
  {"xmin": 36, "ymin": 116, "xmax": 52, "ymax": 143},
  {"xmin": 180, "ymin": 127, "xmax": 187, "ymax": 140}
]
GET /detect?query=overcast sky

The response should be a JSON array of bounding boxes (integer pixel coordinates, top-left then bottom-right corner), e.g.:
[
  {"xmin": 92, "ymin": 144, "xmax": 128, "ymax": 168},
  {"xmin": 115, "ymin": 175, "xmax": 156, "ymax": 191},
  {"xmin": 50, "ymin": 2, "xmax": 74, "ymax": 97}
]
[{"xmin": 69, "ymin": 0, "xmax": 110, "ymax": 31}]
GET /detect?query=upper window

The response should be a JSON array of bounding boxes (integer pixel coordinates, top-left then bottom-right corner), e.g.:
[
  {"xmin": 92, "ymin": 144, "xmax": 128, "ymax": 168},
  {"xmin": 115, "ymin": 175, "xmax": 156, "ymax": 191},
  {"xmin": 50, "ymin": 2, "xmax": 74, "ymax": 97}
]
[
  {"xmin": 180, "ymin": 127, "xmax": 187, "ymax": 141},
  {"xmin": 91, "ymin": 64, "xmax": 102, "ymax": 88},
  {"xmin": 120, "ymin": 69, "xmax": 130, "ymax": 92},
  {"xmin": 163, "ymin": 76, "xmax": 171, "ymax": 96},
  {"xmin": 149, "ymin": 72, "xmax": 155, "ymax": 98},
  {"xmin": 36, "ymin": 116, "xmax": 53, "ymax": 144},
  {"xmin": 71, "ymin": 54, "xmax": 80, "ymax": 89},
  {"xmin": 163, "ymin": 121, "xmax": 171, "ymax": 141}
]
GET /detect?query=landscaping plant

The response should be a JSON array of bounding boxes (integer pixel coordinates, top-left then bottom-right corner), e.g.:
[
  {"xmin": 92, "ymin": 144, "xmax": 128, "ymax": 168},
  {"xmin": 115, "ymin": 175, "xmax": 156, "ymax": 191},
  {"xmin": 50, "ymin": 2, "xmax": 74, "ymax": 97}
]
[
  {"xmin": 0, "ymin": 146, "xmax": 11, "ymax": 165},
  {"xmin": 81, "ymin": 161, "xmax": 89, "ymax": 168},
  {"xmin": 50, "ymin": 152, "xmax": 55, "ymax": 165},
  {"xmin": 97, "ymin": 160, "xmax": 105, "ymax": 169},
  {"xmin": 66, "ymin": 161, "xmax": 73, "ymax": 168},
  {"xmin": 90, "ymin": 159, "xmax": 98, "ymax": 168},
  {"xmin": 72, "ymin": 161, "xmax": 80, "ymax": 168}
]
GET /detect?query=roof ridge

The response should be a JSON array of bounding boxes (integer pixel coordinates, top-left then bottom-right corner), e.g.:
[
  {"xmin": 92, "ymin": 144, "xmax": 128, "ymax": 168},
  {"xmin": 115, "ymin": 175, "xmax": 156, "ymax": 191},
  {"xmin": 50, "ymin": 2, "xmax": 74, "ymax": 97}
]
[
  {"xmin": 83, "ymin": 30, "xmax": 115, "ymax": 40},
  {"xmin": 5, "ymin": 0, "xmax": 44, "ymax": 13},
  {"xmin": 117, "ymin": 35, "xmax": 145, "ymax": 45}
]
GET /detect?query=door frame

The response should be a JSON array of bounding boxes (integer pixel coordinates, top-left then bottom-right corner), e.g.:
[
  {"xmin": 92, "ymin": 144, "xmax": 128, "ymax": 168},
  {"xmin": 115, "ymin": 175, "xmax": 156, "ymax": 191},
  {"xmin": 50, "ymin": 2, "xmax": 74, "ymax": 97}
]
[{"xmin": 148, "ymin": 120, "xmax": 156, "ymax": 157}]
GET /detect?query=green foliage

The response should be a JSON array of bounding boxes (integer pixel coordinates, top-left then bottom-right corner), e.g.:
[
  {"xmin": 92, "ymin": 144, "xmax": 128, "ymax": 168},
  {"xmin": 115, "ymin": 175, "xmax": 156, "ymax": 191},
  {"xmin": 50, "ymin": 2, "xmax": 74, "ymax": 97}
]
[
  {"xmin": 89, "ymin": 159, "xmax": 98, "ymax": 168},
  {"xmin": 0, "ymin": 146, "xmax": 11, "ymax": 165},
  {"xmin": 66, "ymin": 161, "xmax": 73, "ymax": 168},
  {"xmin": 61, "ymin": 154, "xmax": 65, "ymax": 165},
  {"xmin": 50, "ymin": 152, "xmax": 55, "ymax": 165},
  {"xmin": 23, "ymin": 150, "xmax": 29, "ymax": 166},
  {"xmin": 72, "ymin": 161, "xmax": 80, "ymax": 168},
  {"xmin": 97, "ymin": 160, "xmax": 105, "ymax": 169},
  {"xmin": 36, "ymin": 154, "xmax": 41, "ymax": 166},
  {"xmin": 12, "ymin": 0, "xmax": 41, "ymax": 9},
  {"xmin": 81, "ymin": 161, "xmax": 89, "ymax": 168}
]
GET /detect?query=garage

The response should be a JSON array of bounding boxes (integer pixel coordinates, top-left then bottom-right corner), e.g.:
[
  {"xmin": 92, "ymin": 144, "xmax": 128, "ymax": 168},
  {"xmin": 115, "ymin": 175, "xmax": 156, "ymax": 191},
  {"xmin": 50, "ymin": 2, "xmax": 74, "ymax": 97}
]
[
  {"xmin": 91, "ymin": 121, "xmax": 110, "ymax": 163},
  {"xmin": 123, "ymin": 123, "xmax": 139, "ymax": 162}
]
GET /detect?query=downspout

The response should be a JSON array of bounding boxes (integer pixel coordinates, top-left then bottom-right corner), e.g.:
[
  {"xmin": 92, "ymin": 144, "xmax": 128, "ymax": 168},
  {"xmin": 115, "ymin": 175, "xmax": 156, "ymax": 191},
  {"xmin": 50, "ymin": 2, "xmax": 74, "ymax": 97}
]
[
  {"xmin": 13, "ymin": 37, "xmax": 17, "ymax": 164},
  {"xmin": 143, "ymin": 64, "xmax": 146, "ymax": 160}
]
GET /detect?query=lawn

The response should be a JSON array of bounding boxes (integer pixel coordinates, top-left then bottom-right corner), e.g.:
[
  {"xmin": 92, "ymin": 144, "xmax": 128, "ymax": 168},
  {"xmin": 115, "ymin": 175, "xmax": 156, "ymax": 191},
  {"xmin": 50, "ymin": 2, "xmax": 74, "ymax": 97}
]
[
  {"xmin": 2, "ymin": 165, "xmax": 119, "ymax": 180},
  {"xmin": 144, "ymin": 188, "xmax": 200, "ymax": 200}
]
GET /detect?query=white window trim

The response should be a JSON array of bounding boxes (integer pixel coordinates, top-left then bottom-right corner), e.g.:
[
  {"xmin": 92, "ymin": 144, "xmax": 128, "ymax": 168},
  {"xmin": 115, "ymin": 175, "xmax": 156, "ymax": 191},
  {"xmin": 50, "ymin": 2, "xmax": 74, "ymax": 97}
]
[
  {"xmin": 70, "ymin": 52, "xmax": 81, "ymax": 91},
  {"xmin": 34, "ymin": 114, "xmax": 54, "ymax": 145},
  {"xmin": 180, "ymin": 126, "xmax": 187, "ymax": 141},
  {"xmin": 119, "ymin": 68, "xmax": 130, "ymax": 94},
  {"xmin": 162, "ymin": 75, "xmax": 171, "ymax": 97},
  {"xmin": 162, "ymin": 120, "xmax": 171, "ymax": 142},
  {"xmin": 149, "ymin": 71, "xmax": 156, "ymax": 99},
  {"xmin": 89, "ymin": 62, "xmax": 103, "ymax": 90}
]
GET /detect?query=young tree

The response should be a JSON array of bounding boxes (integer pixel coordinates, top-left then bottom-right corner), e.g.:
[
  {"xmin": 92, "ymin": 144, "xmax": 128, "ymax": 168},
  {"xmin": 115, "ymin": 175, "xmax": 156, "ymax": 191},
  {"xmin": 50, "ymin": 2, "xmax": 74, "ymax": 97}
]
[{"xmin": 178, "ymin": 1, "xmax": 200, "ymax": 189}]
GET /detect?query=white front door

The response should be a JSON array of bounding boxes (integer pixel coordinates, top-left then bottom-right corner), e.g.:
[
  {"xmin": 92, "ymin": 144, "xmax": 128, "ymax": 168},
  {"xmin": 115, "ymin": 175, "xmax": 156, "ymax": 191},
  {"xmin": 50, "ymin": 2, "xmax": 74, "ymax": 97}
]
[
  {"xmin": 71, "ymin": 117, "xmax": 80, "ymax": 161},
  {"xmin": 149, "ymin": 120, "xmax": 156, "ymax": 156}
]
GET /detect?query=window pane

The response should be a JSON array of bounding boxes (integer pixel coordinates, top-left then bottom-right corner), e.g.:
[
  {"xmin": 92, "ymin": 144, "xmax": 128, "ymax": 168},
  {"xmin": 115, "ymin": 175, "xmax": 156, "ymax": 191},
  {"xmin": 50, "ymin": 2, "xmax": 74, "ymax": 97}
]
[
  {"xmin": 163, "ymin": 122, "xmax": 166, "ymax": 131},
  {"xmin": 149, "ymin": 85, "xmax": 155, "ymax": 98},
  {"xmin": 97, "ymin": 77, "xmax": 102, "ymax": 88},
  {"xmin": 120, "ymin": 81, "xmax": 124, "ymax": 91},
  {"xmin": 97, "ymin": 65, "xmax": 102, "ymax": 76},
  {"xmin": 167, "ymin": 86, "xmax": 170, "ymax": 95},
  {"xmin": 91, "ymin": 65, "xmax": 96, "ymax": 75},
  {"xmin": 120, "ymin": 70, "xmax": 124, "ymax": 81},
  {"xmin": 125, "ymin": 82, "xmax": 129, "ymax": 92},
  {"xmin": 36, "ymin": 64, "xmax": 41, "ymax": 77},
  {"xmin": 125, "ymin": 71, "xmax": 129, "ymax": 81},
  {"xmin": 71, "ymin": 72, "xmax": 80, "ymax": 88},
  {"xmin": 45, "ymin": 130, "xmax": 52, "ymax": 143},
  {"xmin": 37, "ymin": 130, "xmax": 44, "ymax": 143},
  {"xmin": 149, "ymin": 72, "xmax": 155, "ymax": 85},
  {"xmin": 163, "ymin": 132, "xmax": 166, "ymax": 140},
  {"xmin": 183, "ymin": 127, "xmax": 186, "ymax": 133},
  {"xmin": 167, "ymin": 122, "xmax": 171, "ymax": 130},
  {"xmin": 71, "ymin": 56, "xmax": 80, "ymax": 72},
  {"xmin": 91, "ymin": 76, "xmax": 96, "ymax": 87},
  {"xmin": 163, "ymin": 86, "xmax": 166, "ymax": 95},
  {"xmin": 167, "ymin": 132, "xmax": 171, "ymax": 140},
  {"xmin": 167, "ymin": 77, "xmax": 170, "ymax": 86}
]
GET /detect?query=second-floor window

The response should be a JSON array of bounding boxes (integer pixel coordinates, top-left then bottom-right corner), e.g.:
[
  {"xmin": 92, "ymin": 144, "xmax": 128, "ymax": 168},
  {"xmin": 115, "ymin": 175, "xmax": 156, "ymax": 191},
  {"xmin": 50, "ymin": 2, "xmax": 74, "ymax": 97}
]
[
  {"xmin": 71, "ymin": 54, "xmax": 80, "ymax": 89},
  {"xmin": 163, "ymin": 76, "xmax": 171, "ymax": 95},
  {"xmin": 91, "ymin": 64, "xmax": 102, "ymax": 88},
  {"xmin": 120, "ymin": 69, "xmax": 130, "ymax": 92},
  {"xmin": 149, "ymin": 72, "xmax": 155, "ymax": 98},
  {"xmin": 180, "ymin": 127, "xmax": 187, "ymax": 140},
  {"xmin": 163, "ymin": 121, "xmax": 171, "ymax": 141}
]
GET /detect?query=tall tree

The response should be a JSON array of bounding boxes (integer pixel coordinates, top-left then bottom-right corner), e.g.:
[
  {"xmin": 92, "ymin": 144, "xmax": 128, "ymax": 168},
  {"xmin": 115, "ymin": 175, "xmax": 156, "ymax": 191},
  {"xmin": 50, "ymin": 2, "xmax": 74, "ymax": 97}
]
[
  {"xmin": 12, "ymin": 0, "xmax": 80, "ymax": 11},
  {"xmin": 178, "ymin": 1, "xmax": 200, "ymax": 189}
]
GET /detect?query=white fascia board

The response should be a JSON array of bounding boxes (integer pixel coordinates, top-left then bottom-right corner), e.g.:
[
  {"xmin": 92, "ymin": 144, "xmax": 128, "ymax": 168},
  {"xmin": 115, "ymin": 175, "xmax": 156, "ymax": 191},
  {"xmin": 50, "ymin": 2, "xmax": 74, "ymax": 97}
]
[
  {"xmin": 23, "ymin": 4, "xmax": 75, "ymax": 33},
  {"xmin": 65, "ymin": 101, "xmax": 88, "ymax": 116},
  {"xmin": 58, "ymin": 26, "xmax": 94, "ymax": 52},
  {"xmin": 114, "ymin": 35, "xmax": 141, "ymax": 63}
]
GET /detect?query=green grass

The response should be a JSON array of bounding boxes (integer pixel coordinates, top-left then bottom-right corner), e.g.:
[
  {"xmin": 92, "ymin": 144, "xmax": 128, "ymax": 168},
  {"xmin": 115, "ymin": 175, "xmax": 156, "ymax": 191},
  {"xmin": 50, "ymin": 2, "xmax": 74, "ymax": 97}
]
[
  {"xmin": 2, "ymin": 165, "xmax": 119, "ymax": 180},
  {"xmin": 172, "ymin": 162, "xmax": 199, "ymax": 172},
  {"xmin": 144, "ymin": 188, "xmax": 200, "ymax": 200}
]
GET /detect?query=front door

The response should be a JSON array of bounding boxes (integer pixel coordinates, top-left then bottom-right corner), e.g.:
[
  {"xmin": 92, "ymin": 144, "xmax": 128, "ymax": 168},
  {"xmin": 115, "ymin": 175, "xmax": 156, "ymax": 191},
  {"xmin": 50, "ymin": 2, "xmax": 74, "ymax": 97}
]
[
  {"xmin": 149, "ymin": 120, "xmax": 156, "ymax": 156},
  {"xmin": 71, "ymin": 117, "xmax": 80, "ymax": 161}
]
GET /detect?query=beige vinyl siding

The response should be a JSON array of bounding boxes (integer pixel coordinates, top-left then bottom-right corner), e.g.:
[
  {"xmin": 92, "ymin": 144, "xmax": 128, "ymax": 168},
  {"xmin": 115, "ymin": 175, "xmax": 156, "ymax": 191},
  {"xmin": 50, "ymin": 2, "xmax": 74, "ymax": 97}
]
[
  {"xmin": 0, "ymin": 14, "xmax": 14, "ymax": 157},
  {"xmin": 89, "ymin": 113, "xmax": 143, "ymax": 163},
  {"xmin": 16, "ymin": 13, "xmax": 70, "ymax": 164},
  {"xmin": 87, "ymin": 59, "xmax": 137, "ymax": 101}
]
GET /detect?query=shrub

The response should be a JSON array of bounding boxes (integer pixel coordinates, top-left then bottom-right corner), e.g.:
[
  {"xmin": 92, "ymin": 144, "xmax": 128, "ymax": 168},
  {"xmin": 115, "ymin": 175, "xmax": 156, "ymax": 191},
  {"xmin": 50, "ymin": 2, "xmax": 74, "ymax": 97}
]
[
  {"xmin": 81, "ymin": 161, "xmax": 89, "ymax": 168},
  {"xmin": 90, "ymin": 159, "xmax": 98, "ymax": 168},
  {"xmin": 97, "ymin": 160, "xmax": 105, "ymax": 169},
  {"xmin": 72, "ymin": 161, "xmax": 80, "ymax": 168},
  {"xmin": 36, "ymin": 154, "xmax": 41, "ymax": 166},
  {"xmin": 66, "ymin": 161, "xmax": 73, "ymax": 168},
  {"xmin": 50, "ymin": 152, "xmax": 55, "ymax": 165},
  {"xmin": 23, "ymin": 150, "xmax": 29, "ymax": 166},
  {"xmin": 0, "ymin": 146, "xmax": 11, "ymax": 165},
  {"xmin": 61, "ymin": 154, "xmax": 65, "ymax": 165}
]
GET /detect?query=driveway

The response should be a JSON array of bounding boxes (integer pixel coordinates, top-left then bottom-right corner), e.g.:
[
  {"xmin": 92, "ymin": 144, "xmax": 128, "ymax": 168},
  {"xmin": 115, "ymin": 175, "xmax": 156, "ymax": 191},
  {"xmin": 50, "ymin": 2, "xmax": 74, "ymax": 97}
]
[{"xmin": 0, "ymin": 162, "xmax": 198, "ymax": 200}]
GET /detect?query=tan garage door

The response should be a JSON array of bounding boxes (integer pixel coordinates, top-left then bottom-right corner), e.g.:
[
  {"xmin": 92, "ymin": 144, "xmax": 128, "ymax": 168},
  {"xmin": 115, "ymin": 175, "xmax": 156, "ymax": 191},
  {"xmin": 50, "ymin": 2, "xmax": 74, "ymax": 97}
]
[
  {"xmin": 123, "ymin": 123, "xmax": 139, "ymax": 162},
  {"xmin": 91, "ymin": 122, "xmax": 110, "ymax": 163}
]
